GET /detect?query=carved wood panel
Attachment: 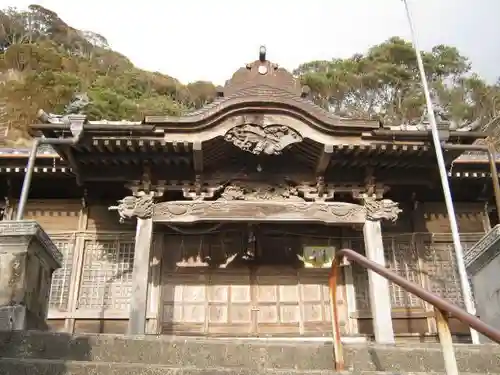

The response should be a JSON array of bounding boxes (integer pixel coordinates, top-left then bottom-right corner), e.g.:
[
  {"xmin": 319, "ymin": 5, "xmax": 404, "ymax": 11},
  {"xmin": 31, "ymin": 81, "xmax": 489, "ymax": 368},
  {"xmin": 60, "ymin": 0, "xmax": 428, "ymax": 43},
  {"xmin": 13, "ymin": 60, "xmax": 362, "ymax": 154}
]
[{"xmin": 161, "ymin": 267, "xmax": 338, "ymax": 336}]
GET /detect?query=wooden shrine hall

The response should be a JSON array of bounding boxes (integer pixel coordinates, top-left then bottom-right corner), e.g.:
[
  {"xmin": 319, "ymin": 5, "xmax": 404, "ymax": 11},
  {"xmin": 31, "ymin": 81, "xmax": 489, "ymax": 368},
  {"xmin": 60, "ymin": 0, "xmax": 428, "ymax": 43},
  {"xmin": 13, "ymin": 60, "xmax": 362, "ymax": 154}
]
[{"xmin": 0, "ymin": 47, "xmax": 497, "ymax": 343}]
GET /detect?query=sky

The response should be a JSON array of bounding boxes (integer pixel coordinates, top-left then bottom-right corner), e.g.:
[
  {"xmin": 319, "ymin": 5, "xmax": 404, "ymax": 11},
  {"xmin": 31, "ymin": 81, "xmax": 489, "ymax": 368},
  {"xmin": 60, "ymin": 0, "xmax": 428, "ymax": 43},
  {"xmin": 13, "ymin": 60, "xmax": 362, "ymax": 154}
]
[{"xmin": 3, "ymin": 0, "xmax": 500, "ymax": 85}]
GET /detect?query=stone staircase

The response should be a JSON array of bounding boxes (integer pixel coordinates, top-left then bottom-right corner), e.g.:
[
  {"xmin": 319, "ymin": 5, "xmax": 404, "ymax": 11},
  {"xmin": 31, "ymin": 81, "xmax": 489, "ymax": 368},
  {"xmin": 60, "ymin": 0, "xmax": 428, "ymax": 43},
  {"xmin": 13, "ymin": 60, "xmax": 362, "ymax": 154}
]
[{"xmin": 0, "ymin": 331, "xmax": 499, "ymax": 374}]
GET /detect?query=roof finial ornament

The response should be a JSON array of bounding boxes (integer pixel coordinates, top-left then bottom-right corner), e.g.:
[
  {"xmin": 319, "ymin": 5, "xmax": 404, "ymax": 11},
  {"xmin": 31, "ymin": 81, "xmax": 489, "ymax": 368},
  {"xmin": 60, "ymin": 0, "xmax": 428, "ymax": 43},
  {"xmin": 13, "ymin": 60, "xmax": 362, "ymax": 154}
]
[{"xmin": 259, "ymin": 45, "xmax": 266, "ymax": 62}]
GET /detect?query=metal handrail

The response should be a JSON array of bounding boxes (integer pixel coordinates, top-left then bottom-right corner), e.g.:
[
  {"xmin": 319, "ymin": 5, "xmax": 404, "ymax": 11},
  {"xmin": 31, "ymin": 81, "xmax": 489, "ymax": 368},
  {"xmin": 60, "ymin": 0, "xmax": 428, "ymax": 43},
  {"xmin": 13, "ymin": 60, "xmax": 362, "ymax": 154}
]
[{"xmin": 328, "ymin": 248, "xmax": 500, "ymax": 373}]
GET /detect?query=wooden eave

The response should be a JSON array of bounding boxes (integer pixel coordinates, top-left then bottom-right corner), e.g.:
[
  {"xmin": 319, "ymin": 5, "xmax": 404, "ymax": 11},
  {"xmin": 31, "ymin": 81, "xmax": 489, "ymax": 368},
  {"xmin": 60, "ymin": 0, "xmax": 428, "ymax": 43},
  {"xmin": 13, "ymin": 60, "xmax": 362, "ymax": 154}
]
[
  {"xmin": 0, "ymin": 151, "xmax": 71, "ymax": 176},
  {"xmin": 30, "ymin": 123, "xmax": 486, "ymax": 148},
  {"xmin": 447, "ymin": 153, "xmax": 500, "ymax": 179},
  {"xmin": 144, "ymin": 85, "xmax": 381, "ymax": 133},
  {"xmin": 0, "ymin": 144, "xmax": 496, "ymax": 186},
  {"xmin": 25, "ymin": 121, "xmax": 489, "ymax": 179}
]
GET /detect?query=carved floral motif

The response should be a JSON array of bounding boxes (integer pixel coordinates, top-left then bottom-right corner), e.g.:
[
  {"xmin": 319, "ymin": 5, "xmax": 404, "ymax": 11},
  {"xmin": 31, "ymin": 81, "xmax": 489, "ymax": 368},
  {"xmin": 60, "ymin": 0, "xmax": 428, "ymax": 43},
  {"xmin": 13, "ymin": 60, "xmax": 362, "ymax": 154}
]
[
  {"xmin": 153, "ymin": 200, "xmax": 366, "ymax": 224},
  {"xmin": 363, "ymin": 196, "xmax": 402, "ymax": 222},
  {"xmin": 109, "ymin": 192, "xmax": 154, "ymax": 222},
  {"xmin": 224, "ymin": 124, "xmax": 302, "ymax": 155},
  {"xmin": 219, "ymin": 182, "xmax": 303, "ymax": 201}
]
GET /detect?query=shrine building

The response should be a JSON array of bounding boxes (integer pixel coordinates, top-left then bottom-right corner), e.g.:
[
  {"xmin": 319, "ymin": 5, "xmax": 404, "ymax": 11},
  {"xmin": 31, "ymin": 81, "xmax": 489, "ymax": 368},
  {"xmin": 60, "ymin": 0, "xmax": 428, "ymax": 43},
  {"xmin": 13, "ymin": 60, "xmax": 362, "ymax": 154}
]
[{"xmin": 0, "ymin": 48, "xmax": 497, "ymax": 343}]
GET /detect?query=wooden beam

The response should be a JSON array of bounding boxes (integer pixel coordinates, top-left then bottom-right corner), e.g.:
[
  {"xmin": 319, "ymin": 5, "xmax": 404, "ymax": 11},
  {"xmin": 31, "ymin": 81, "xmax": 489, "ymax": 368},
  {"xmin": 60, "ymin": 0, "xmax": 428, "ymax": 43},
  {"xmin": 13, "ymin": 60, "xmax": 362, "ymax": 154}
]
[
  {"xmin": 193, "ymin": 141, "xmax": 204, "ymax": 173},
  {"xmin": 63, "ymin": 146, "xmax": 83, "ymax": 186},
  {"xmin": 76, "ymin": 152, "xmax": 190, "ymax": 165},
  {"xmin": 316, "ymin": 144, "xmax": 334, "ymax": 175},
  {"xmin": 79, "ymin": 165, "xmax": 194, "ymax": 182}
]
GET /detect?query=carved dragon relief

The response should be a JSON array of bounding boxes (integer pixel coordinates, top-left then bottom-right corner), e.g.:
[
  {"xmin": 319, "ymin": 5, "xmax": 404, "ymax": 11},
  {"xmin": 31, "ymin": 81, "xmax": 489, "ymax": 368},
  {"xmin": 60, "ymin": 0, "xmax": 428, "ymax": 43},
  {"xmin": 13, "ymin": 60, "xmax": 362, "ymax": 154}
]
[
  {"xmin": 224, "ymin": 124, "xmax": 302, "ymax": 155},
  {"xmin": 108, "ymin": 192, "xmax": 155, "ymax": 223},
  {"xmin": 363, "ymin": 195, "xmax": 402, "ymax": 222}
]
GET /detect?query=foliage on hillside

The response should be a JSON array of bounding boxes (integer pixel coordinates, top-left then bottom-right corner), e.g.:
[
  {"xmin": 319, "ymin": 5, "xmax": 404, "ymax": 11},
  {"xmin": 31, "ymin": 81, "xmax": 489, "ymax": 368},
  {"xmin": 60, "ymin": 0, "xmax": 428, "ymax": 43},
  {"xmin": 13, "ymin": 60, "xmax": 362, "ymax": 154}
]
[
  {"xmin": 0, "ymin": 5, "xmax": 499, "ymax": 147},
  {"xmin": 0, "ymin": 5, "xmax": 217, "ymax": 145},
  {"xmin": 295, "ymin": 37, "xmax": 500, "ymax": 130}
]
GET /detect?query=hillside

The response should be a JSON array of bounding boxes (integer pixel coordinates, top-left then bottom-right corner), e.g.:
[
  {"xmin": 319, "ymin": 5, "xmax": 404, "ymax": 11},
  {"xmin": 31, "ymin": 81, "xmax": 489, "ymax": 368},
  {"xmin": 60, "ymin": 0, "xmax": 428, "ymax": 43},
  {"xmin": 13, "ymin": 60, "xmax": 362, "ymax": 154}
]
[
  {"xmin": 0, "ymin": 5, "xmax": 499, "ymax": 147},
  {"xmin": 0, "ymin": 5, "xmax": 218, "ymax": 146}
]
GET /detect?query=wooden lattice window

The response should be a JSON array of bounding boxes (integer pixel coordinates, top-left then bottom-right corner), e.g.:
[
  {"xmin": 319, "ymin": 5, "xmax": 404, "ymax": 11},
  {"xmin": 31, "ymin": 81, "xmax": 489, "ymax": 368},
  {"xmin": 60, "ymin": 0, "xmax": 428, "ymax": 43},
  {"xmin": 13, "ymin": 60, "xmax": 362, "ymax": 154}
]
[
  {"xmin": 423, "ymin": 239, "xmax": 463, "ymax": 307},
  {"xmin": 48, "ymin": 236, "xmax": 76, "ymax": 311},
  {"xmin": 77, "ymin": 238, "xmax": 134, "ymax": 311},
  {"xmin": 383, "ymin": 235, "xmax": 424, "ymax": 309}
]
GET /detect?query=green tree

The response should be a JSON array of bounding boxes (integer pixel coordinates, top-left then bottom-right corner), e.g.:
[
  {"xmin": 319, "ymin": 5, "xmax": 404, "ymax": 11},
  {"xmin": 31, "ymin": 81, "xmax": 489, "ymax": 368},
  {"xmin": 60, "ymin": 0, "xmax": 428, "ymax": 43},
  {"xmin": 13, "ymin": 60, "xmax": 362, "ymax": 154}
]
[{"xmin": 294, "ymin": 37, "xmax": 497, "ymax": 128}]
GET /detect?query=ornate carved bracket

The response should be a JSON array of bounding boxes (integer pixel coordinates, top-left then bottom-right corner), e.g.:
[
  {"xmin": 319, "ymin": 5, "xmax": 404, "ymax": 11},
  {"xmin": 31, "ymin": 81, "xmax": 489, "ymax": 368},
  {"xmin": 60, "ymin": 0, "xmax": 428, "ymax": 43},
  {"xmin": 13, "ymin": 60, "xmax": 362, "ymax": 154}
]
[
  {"xmin": 224, "ymin": 124, "xmax": 302, "ymax": 155},
  {"xmin": 109, "ymin": 192, "xmax": 155, "ymax": 223},
  {"xmin": 363, "ymin": 195, "xmax": 402, "ymax": 222},
  {"xmin": 181, "ymin": 175, "xmax": 222, "ymax": 201},
  {"xmin": 297, "ymin": 178, "xmax": 335, "ymax": 202}
]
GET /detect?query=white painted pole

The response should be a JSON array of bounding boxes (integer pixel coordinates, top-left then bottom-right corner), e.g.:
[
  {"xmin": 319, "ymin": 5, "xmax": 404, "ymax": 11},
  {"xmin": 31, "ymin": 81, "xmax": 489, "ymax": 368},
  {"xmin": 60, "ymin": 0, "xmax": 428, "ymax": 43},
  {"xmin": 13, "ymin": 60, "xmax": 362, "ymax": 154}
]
[{"xmin": 401, "ymin": 0, "xmax": 479, "ymax": 344}]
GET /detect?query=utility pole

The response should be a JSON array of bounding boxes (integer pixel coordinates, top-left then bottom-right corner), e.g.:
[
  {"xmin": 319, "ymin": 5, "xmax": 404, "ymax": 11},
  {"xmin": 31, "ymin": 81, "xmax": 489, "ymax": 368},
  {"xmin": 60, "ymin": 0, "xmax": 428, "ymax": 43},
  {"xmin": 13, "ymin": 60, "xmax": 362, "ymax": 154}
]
[{"xmin": 401, "ymin": 0, "xmax": 479, "ymax": 344}]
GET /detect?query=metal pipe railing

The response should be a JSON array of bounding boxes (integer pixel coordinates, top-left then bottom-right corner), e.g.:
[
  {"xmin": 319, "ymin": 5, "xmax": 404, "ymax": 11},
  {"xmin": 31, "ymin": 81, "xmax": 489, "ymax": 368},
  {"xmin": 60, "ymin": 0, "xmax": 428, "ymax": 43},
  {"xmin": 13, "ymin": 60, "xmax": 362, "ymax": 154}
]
[
  {"xmin": 15, "ymin": 111, "xmax": 85, "ymax": 220},
  {"xmin": 329, "ymin": 248, "xmax": 500, "ymax": 372},
  {"xmin": 442, "ymin": 142, "xmax": 500, "ymax": 223}
]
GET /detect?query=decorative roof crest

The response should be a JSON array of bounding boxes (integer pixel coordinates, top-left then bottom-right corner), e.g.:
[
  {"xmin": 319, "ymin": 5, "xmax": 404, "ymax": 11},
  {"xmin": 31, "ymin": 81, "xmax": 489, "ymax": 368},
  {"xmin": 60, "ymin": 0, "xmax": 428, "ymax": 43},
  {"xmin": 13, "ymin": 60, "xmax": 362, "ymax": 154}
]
[{"xmin": 222, "ymin": 45, "xmax": 305, "ymax": 97}]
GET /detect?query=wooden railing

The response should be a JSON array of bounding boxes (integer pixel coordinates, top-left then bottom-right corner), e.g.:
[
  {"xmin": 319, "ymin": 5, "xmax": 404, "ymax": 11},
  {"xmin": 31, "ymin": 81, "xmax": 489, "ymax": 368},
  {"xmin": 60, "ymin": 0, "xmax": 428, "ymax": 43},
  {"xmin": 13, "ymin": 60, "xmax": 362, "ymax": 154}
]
[{"xmin": 329, "ymin": 248, "xmax": 500, "ymax": 375}]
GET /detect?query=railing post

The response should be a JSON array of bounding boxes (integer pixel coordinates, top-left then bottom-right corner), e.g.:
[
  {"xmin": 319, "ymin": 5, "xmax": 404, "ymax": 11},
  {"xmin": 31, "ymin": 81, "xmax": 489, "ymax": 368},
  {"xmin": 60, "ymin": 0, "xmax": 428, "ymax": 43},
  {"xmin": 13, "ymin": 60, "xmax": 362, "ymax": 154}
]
[
  {"xmin": 435, "ymin": 308, "xmax": 459, "ymax": 375},
  {"xmin": 328, "ymin": 247, "xmax": 500, "ymax": 373}
]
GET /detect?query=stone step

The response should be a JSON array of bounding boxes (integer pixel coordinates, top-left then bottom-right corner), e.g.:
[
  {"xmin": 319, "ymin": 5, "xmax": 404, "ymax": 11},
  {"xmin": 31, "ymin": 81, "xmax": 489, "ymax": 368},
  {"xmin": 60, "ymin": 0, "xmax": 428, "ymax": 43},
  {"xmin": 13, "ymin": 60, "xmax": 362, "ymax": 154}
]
[
  {"xmin": 0, "ymin": 359, "xmax": 498, "ymax": 375},
  {"xmin": 0, "ymin": 331, "xmax": 499, "ymax": 373}
]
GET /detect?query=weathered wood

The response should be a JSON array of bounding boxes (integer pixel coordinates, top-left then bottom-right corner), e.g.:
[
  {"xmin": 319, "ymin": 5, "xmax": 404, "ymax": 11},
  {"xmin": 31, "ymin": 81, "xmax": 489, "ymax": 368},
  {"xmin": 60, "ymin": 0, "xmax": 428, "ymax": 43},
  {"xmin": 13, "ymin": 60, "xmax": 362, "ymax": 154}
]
[
  {"xmin": 316, "ymin": 144, "xmax": 334, "ymax": 175},
  {"xmin": 154, "ymin": 200, "xmax": 366, "ymax": 224},
  {"xmin": 192, "ymin": 141, "xmax": 203, "ymax": 173},
  {"xmin": 363, "ymin": 220, "xmax": 395, "ymax": 343},
  {"xmin": 128, "ymin": 217, "xmax": 153, "ymax": 335},
  {"xmin": 17, "ymin": 200, "xmax": 81, "ymax": 231},
  {"xmin": 160, "ymin": 267, "xmax": 339, "ymax": 337}
]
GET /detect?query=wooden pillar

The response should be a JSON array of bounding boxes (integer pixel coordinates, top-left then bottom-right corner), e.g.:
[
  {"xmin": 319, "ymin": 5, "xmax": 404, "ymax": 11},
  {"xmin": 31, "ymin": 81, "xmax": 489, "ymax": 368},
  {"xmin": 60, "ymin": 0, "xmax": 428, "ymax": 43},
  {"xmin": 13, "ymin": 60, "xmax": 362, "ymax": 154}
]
[
  {"xmin": 128, "ymin": 217, "xmax": 153, "ymax": 335},
  {"xmin": 146, "ymin": 232, "xmax": 163, "ymax": 334},
  {"xmin": 341, "ymin": 235, "xmax": 358, "ymax": 335},
  {"xmin": 363, "ymin": 220, "xmax": 395, "ymax": 343},
  {"xmin": 65, "ymin": 204, "xmax": 88, "ymax": 333}
]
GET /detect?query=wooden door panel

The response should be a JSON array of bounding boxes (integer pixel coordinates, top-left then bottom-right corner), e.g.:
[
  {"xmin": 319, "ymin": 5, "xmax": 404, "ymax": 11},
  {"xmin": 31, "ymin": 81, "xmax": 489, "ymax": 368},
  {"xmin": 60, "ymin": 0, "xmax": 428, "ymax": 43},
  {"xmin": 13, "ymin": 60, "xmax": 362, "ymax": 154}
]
[
  {"xmin": 161, "ymin": 267, "xmax": 343, "ymax": 337},
  {"xmin": 300, "ymin": 273, "xmax": 334, "ymax": 336},
  {"xmin": 207, "ymin": 270, "xmax": 252, "ymax": 335},
  {"xmin": 161, "ymin": 272, "xmax": 207, "ymax": 334},
  {"xmin": 255, "ymin": 268, "xmax": 301, "ymax": 335}
]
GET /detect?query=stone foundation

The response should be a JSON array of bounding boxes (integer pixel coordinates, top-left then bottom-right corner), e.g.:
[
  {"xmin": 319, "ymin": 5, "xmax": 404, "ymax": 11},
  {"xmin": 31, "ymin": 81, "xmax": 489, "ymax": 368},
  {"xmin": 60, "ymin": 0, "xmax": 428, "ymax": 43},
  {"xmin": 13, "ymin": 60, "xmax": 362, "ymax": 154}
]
[
  {"xmin": 0, "ymin": 221, "xmax": 61, "ymax": 331},
  {"xmin": 0, "ymin": 332, "xmax": 499, "ymax": 374}
]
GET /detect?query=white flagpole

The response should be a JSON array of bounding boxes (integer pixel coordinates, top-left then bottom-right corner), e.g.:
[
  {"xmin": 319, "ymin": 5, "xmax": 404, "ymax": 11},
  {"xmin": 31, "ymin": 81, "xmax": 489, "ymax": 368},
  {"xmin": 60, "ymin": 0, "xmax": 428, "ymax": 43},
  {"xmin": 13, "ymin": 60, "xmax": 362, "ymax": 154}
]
[{"xmin": 401, "ymin": 0, "xmax": 479, "ymax": 344}]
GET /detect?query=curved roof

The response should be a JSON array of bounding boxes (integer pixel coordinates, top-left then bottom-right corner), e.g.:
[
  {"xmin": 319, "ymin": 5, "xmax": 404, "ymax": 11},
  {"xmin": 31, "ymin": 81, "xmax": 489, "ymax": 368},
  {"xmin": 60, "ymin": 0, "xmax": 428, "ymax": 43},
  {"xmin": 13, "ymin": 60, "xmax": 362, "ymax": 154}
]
[{"xmin": 144, "ymin": 47, "xmax": 380, "ymax": 131}]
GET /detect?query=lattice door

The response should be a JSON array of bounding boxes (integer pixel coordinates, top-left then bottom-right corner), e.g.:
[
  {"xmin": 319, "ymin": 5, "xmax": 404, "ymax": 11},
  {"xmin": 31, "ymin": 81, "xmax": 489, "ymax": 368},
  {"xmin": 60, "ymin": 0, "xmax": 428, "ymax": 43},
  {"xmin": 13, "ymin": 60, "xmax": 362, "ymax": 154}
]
[
  {"xmin": 49, "ymin": 236, "xmax": 76, "ymax": 311},
  {"xmin": 77, "ymin": 238, "xmax": 134, "ymax": 311},
  {"xmin": 384, "ymin": 235, "xmax": 425, "ymax": 309}
]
